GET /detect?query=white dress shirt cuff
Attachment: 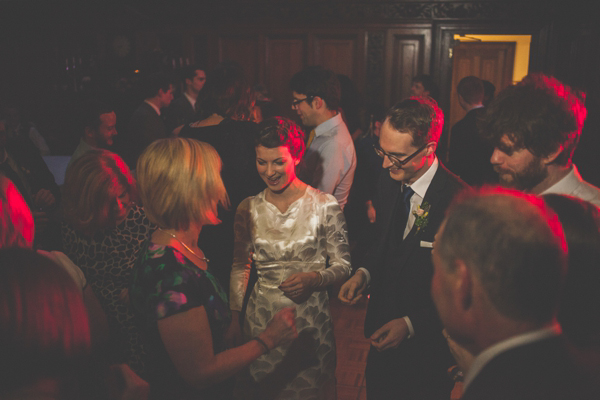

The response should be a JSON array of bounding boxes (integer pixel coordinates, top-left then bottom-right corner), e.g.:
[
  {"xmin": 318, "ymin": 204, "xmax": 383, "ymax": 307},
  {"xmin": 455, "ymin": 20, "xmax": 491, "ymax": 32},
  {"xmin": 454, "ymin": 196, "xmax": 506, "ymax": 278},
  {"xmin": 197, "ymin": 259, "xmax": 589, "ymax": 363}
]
[
  {"xmin": 403, "ymin": 316, "xmax": 415, "ymax": 339},
  {"xmin": 357, "ymin": 267, "xmax": 371, "ymax": 285}
]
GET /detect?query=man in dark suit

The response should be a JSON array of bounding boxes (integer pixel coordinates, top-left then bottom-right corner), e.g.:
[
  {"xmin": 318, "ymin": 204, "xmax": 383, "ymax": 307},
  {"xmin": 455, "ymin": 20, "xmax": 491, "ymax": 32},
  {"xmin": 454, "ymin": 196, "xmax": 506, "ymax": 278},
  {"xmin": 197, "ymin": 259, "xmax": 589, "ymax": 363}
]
[
  {"xmin": 448, "ymin": 75, "xmax": 496, "ymax": 186},
  {"xmin": 166, "ymin": 65, "xmax": 205, "ymax": 135},
  {"xmin": 339, "ymin": 96, "xmax": 467, "ymax": 399},
  {"xmin": 121, "ymin": 73, "xmax": 174, "ymax": 168},
  {"xmin": 432, "ymin": 188, "xmax": 600, "ymax": 399}
]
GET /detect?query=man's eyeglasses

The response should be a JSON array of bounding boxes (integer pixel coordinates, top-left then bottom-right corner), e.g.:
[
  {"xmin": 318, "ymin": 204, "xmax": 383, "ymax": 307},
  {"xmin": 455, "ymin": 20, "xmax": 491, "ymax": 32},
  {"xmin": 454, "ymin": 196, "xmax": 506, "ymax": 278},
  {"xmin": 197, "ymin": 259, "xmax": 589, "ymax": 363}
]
[
  {"xmin": 291, "ymin": 95, "xmax": 314, "ymax": 107},
  {"xmin": 373, "ymin": 142, "xmax": 430, "ymax": 168}
]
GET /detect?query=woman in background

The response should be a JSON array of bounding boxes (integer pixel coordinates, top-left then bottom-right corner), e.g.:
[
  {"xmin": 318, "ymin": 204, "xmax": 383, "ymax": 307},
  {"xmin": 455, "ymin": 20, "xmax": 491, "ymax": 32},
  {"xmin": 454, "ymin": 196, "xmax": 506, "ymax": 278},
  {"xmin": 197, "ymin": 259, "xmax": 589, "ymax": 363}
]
[
  {"xmin": 230, "ymin": 117, "xmax": 352, "ymax": 399},
  {"xmin": 180, "ymin": 61, "xmax": 264, "ymax": 289},
  {"xmin": 61, "ymin": 149, "xmax": 153, "ymax": 375},
  {"xmin": 131, "ymin": 138, "xmax": 297, "ymax": 400}
]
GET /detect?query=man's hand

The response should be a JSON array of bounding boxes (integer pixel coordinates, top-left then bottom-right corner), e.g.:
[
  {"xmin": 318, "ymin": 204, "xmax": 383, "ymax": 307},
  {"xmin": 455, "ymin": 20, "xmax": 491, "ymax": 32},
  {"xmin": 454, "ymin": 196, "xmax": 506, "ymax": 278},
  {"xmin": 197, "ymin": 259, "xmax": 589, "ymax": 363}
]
[
  {"xmin": 338, "ymin": 270, "xmax": 367, "ymax": 305},
  {"xmin": 370, "ymin": 318, "xmax": 409, "ymax": 351},
  {"xmin": 33, "ymin": 188, "xmax": 56, "ymax": 210},
  {"xmin": 366, "ymin": 200, "xmax": 376, "ymax": 223}
]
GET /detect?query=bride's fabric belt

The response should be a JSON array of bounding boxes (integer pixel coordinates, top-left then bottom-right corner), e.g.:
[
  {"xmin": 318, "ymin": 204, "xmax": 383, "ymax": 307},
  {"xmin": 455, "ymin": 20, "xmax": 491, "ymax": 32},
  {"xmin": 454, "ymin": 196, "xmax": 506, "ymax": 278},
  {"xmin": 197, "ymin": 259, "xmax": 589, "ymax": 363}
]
[{"xmin": 254, "ymin": 261, "xmax": 324, "ymax": 290}]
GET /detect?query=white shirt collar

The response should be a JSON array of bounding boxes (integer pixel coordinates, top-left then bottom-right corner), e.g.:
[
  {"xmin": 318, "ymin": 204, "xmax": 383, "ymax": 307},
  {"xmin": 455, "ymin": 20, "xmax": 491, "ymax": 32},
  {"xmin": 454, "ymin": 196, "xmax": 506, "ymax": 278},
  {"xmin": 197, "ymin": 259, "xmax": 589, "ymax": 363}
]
[
  {"xmin": 184, "ymin": 92, "xmax": 196, "ymax": 109},
  {"xmin": 408, "ymin": 156, "xmax": 439, "ymax": 198},
  {"xmin": 314, "ymin": 113, "xmax": 343, "ymax": 137},
  {"xmin": 464, "ymin": 324, "xmax": 562, "ymax": 391},
  {"xmin": 541, "ymin": 165, "xmax": 579, "ymax": 196},
  {"xmin": 144, "ymin": 100, "xmax": 161, "ymax": 116}
]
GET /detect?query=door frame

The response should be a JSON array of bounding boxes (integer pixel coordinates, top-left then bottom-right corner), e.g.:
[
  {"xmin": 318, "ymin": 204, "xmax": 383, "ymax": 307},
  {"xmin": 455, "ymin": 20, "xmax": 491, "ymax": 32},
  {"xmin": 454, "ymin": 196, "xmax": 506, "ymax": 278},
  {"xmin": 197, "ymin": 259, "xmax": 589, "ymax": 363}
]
[{"xmin": 432, "ymin": 21, "xmax": 551, "ymax": 113}]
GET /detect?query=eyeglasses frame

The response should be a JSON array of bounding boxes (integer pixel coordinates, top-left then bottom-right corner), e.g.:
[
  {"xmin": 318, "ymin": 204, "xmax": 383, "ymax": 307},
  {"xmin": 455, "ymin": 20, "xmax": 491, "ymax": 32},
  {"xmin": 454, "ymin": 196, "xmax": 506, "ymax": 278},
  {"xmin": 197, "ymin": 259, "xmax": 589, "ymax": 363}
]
[
  {"xmin": 373, "ymin": 141, "xmax": 431, "ymax": 168},
  {"xmin": 291, "ymin": 95, "xmax": 315, "ymax": 108}
]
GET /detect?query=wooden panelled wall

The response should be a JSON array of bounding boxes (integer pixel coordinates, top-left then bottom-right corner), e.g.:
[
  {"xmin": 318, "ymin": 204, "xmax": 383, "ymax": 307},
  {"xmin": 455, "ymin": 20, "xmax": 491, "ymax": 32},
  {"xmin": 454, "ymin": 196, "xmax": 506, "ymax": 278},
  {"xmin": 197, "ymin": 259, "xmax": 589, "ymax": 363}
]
[
  {"xmin": 215, "ymin": 29, "xmax": 368, "ymax": 118},
  {"xmin": 135, "ymin": 25, "xmax": 436, "ymax": 115}
]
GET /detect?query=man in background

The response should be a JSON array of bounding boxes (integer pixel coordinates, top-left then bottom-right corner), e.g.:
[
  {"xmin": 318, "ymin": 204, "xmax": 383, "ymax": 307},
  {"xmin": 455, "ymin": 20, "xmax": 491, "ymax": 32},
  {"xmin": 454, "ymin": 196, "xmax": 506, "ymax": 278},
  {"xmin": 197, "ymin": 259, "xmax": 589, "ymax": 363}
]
[
  {"xmin": 68, "ymin": 100, "xmax": 118, "ymax": 169},
  {"xmin": 167, "ymin": 65, "xmax": 206, "ymax": 135},
  {"xmin": 432, "ymin": 187, "xmax": 599, "ymax": 399},
  {"xmin": 410, "ymin": 74, "xmax": 439, "ymax": 101},
  {"xmin": 448, "ymin": 75, "xmax": 496, "ymax": 186},
  {"xmin": 121, "ymin": 73, "xmax": 174, "ymax": 168},
  {"xmin": 290, "ymin": 66, "xmax": 356, "ymax": 209},
  {"xmin": 481, "ymin": 73, "xmax": 600, "ymax": 206}
]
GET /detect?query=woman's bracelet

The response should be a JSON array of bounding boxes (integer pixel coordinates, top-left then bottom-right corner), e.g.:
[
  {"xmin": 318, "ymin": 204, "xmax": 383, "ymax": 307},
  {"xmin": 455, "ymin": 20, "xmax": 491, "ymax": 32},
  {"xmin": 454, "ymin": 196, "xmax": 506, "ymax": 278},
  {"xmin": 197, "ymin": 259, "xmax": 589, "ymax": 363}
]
[
  {"xmin": 252, "ymin": 336, "xmax": 270, "ymax": 354},
  {"xmin": 315, "ymin": 271, "xmax": 323, "ymax": 287}
]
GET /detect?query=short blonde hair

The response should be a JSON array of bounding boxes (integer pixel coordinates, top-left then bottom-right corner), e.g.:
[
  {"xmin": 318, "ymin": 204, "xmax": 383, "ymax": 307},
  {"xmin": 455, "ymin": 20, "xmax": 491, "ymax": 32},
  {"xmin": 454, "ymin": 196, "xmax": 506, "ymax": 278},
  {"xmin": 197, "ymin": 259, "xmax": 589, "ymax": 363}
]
[
  {"xmin": 62, "ymin": 150, "xmax": 137, "ymax": 235},
  {"xmin": 136, "ymin": 138, "xmax": 228, "ymax": 230}
]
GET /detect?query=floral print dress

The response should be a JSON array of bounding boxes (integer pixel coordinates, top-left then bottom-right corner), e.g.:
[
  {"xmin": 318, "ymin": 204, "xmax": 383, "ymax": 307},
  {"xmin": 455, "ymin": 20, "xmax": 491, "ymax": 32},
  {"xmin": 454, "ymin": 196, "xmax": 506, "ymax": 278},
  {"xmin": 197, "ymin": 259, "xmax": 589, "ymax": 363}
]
[{"xmin": 130, "ymin": 242, "xmax": 232, "ymax": 400}]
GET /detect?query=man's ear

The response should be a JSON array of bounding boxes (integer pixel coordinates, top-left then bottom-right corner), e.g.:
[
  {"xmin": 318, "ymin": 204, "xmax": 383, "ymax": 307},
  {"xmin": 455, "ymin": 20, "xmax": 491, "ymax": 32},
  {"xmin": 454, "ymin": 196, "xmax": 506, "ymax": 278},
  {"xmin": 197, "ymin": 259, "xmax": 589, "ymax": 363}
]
[
  {"xmin": 425, "ymin": 141, "xmax": 438, "ymax": 156},
  {"xmin": 312, "ymin": 96, "xmax": 324, "ymax": 110},
  {"xmin": 455, "ymin": 260, "xmax": 473, "ymax": 312},
  {"xmin": 542, "ymin": 145, "xmax": 563, "ymax": 165}
]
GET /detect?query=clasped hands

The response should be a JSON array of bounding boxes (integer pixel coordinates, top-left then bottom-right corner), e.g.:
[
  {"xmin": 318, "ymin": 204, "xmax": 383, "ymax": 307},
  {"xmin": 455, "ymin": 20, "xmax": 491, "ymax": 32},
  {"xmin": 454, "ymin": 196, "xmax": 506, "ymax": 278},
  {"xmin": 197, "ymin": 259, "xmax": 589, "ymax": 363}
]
[{"xmin": 279, "ymin": 271, "xmax": 321, "ymax": 304}]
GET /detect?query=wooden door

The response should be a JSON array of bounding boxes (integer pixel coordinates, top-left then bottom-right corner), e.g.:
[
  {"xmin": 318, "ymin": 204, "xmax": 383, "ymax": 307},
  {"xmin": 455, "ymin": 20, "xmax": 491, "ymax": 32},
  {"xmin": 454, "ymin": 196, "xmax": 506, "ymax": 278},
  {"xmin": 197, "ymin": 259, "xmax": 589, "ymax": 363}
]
[
  {"xmin": 449, "ymin": 42, "xmax": 515, "ymax": 129},
  {"xmin": 385, "ymin": 27, "xmax": 432, "ymax": 108}
]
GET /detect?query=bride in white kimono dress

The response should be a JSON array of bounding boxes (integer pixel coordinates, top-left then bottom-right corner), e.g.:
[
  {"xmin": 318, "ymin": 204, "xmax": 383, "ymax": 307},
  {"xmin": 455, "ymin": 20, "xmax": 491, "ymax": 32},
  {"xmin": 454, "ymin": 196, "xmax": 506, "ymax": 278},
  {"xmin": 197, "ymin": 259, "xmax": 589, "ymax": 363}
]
[{"xmin": 229, "ymin": 117, "xmax": 351, "ymax": 400}]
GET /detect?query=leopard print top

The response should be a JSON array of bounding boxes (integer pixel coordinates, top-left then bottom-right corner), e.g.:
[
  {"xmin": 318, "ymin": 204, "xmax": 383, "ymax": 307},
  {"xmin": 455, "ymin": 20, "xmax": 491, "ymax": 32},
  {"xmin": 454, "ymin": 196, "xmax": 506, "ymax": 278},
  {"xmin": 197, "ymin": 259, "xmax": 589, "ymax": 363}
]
[{"xmin": 61, "ymin": 205, "xmax": 154, "ymax": 376}]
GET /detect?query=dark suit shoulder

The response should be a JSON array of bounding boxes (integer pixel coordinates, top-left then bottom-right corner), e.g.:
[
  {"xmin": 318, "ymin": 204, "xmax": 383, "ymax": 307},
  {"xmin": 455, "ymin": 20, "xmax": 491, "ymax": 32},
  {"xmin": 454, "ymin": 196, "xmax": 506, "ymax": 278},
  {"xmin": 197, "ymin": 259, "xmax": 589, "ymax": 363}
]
[
  {"xmin": 464, "ymin": 337, "xmax": 600, "ymax": 400},
  {"xmin": 427, "ymin": 162, "xmax": 469, "ymax": 200}
]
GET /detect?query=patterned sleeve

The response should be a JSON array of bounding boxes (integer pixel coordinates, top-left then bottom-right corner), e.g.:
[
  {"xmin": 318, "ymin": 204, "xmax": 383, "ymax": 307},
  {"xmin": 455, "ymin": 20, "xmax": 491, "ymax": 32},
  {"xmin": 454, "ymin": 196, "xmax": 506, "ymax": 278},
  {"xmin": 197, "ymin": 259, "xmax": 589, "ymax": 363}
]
[
  {"xmin": 319, "ymin": 195, "xmax": 352, "ymax": 286},
  {"xmin": 135, "ymin": 245, "xmax": 206, "ymax": 321},
  {"xmin": 229, "ymin": 197, "xmax": 254, "ymax": 312}
]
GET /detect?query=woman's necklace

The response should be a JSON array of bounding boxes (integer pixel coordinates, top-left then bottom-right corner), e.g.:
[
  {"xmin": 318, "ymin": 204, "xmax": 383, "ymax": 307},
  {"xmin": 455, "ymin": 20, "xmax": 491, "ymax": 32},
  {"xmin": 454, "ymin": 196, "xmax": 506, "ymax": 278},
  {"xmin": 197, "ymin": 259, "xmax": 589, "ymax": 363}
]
[{"xmin": 158, "ymin": 228, "xmax": 209, "ymax": 263}]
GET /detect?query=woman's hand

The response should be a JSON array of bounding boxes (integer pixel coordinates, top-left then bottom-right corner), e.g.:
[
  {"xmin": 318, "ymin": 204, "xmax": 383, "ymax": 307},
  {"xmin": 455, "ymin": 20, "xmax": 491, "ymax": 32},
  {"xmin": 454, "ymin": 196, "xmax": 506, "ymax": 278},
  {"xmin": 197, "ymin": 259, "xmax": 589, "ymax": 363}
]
[
  {"xmin": 261, "ymin": 307, "xmax": 298, "ymax": 349},
  {"xmin": 279, "ymin": 271, "xmax": 321, "ymax": 304},
  {"xmin": 225, "ymin": 311, "xmax": 243, "ymax": 348}
]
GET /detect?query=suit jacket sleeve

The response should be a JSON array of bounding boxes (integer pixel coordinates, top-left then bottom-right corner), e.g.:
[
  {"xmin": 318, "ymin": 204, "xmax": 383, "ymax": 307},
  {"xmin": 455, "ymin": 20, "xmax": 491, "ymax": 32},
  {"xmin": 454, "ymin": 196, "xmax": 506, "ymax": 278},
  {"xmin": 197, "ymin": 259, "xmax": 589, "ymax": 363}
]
[
  {"xmin": 359, "ymin": 169, "xmax": 399, "ymax": 287},
  {"xmin": 405, "ymin": 166, "xmax": 468, "ymax": 337}
]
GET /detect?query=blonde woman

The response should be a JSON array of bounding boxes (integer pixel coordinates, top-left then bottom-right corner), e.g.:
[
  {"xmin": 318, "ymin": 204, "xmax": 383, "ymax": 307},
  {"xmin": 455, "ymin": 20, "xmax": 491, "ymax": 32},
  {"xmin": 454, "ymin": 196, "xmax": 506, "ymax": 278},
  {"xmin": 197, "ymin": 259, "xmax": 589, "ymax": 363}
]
[
  {"xmin": 131, "ymin": 138, "xmax": 297, "ymax": 400},
  {"xmin": 229, "ymin": 117, "xmax": 352, "ymax": 399},
  {"xmin": 61, "ymin": 149, "xmax": 153, "ymax": 375}
]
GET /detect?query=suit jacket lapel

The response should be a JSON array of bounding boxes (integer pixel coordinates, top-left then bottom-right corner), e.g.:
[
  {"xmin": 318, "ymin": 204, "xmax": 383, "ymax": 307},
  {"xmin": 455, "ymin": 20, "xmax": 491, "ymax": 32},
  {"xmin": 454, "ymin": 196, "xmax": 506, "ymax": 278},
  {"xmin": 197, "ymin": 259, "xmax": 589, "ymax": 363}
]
[
  {"xmin": 380, "ymin": 177, "xmax": 403, "ymax": 248},
  {"xmin": 395, "ymin": 166, "xmax": 450, "ymax": 267}
]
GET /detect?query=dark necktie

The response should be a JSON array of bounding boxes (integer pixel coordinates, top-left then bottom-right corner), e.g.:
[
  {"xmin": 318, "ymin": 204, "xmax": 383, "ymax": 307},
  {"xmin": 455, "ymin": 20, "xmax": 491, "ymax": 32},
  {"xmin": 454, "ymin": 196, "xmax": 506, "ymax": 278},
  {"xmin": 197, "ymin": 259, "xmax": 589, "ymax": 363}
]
[{"xmin": 396, "ymin": 185, "xmax": 414, "ymax": 240}]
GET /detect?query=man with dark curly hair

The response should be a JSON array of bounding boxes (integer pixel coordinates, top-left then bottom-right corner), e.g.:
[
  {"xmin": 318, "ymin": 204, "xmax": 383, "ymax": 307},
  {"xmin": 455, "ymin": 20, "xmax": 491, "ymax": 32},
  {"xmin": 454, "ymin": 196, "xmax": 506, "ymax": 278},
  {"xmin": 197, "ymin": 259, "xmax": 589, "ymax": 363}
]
[{"xmin": 480, "ymin": 73, "xmax": 600, "ymax": 206}]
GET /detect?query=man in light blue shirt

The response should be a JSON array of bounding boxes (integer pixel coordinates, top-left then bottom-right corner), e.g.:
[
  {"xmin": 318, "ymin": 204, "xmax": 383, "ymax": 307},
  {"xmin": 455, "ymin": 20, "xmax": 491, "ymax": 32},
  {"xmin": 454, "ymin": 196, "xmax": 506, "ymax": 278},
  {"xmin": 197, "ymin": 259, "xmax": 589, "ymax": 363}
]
[{"xmin": 290, "ymin": 67, "xmax": 356, "ymax": 209}]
